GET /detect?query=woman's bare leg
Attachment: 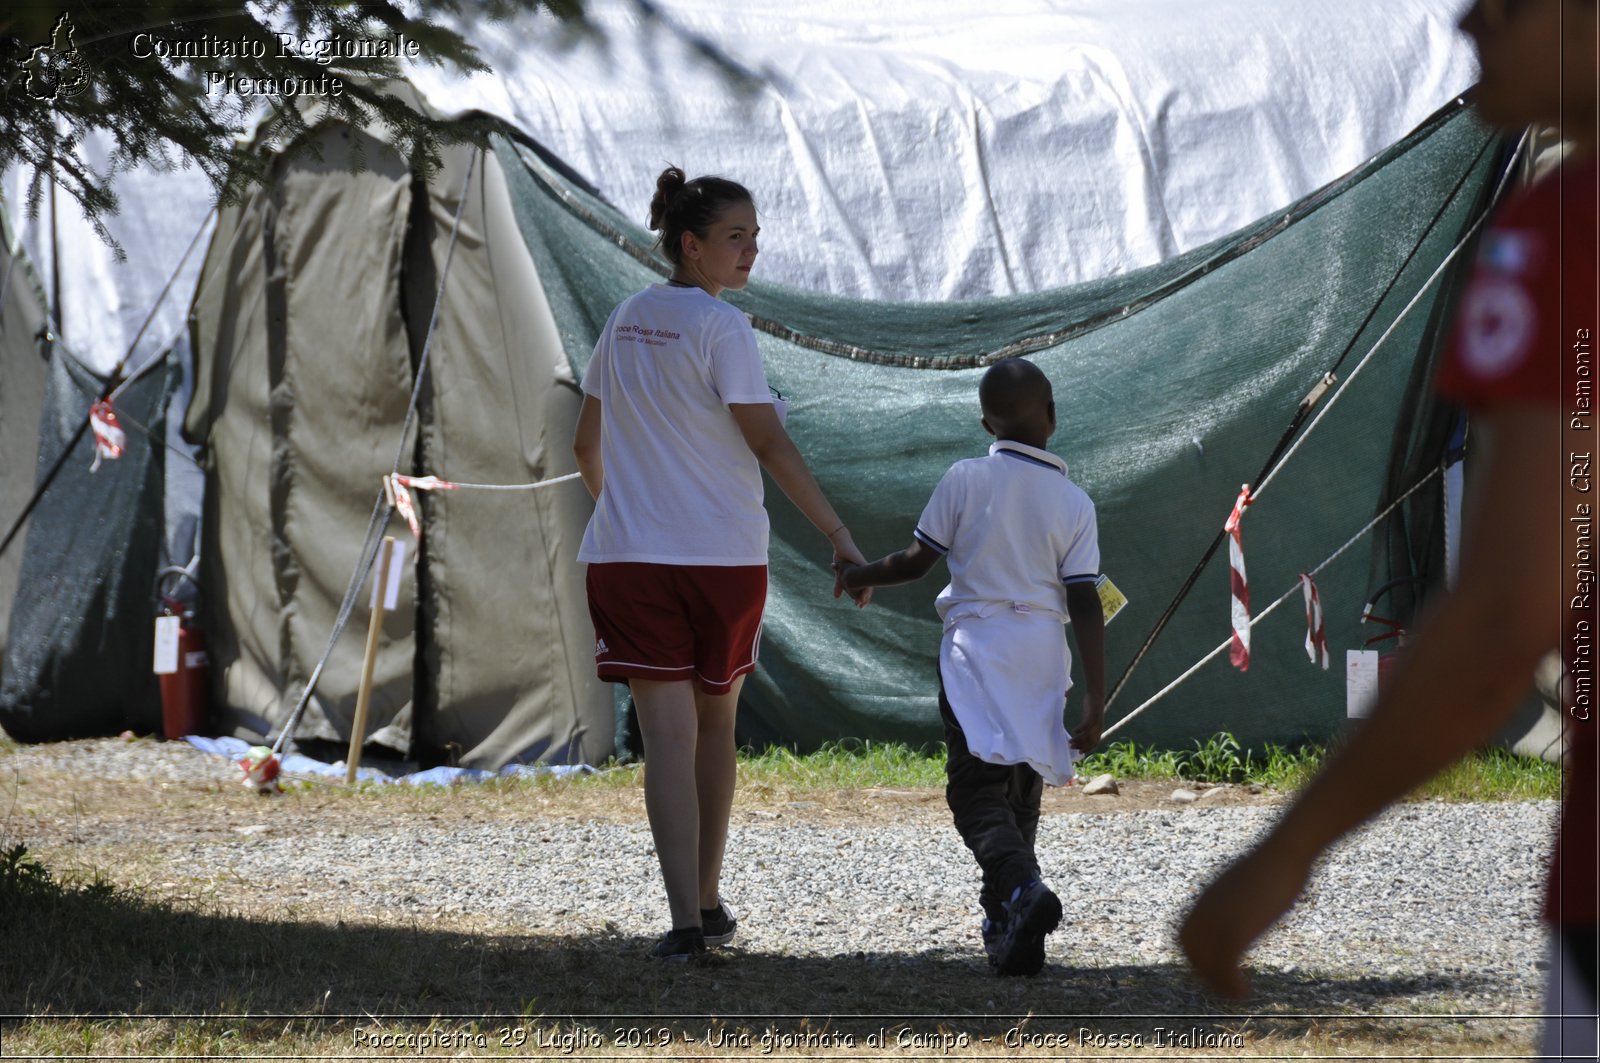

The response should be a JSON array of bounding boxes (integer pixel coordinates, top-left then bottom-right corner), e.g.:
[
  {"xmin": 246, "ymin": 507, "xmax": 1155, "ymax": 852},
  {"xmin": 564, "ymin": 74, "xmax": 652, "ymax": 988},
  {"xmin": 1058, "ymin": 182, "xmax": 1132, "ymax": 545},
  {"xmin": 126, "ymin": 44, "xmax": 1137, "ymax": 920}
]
[
  {"xmin": 631, "ymin": 678, "xmax": 701, "ymax": 929},
  {"xmin": 693, "ymin": 675, "xmax": 744, "ymax": 909}
]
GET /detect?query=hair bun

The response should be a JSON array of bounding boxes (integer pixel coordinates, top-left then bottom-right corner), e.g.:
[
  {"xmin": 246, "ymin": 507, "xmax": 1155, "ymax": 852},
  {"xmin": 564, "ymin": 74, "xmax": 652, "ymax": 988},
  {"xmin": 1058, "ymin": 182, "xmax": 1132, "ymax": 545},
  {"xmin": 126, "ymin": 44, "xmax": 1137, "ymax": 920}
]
[{"xmin": 648, "ymin": 166, "xmax": 688, "ymax": 231}]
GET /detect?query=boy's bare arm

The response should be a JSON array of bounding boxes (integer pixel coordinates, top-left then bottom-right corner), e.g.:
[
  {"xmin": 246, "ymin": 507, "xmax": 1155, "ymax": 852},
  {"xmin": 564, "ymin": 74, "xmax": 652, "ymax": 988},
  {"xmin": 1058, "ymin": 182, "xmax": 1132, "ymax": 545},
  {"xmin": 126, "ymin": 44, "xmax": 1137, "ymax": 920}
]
[
  {"xmin": 1063, "ymin": 581, "xmax": 1106, "ymax": 753},
  {"xmin": 836, "ymin": 539, "xmax": 940, "ymax": 594}
]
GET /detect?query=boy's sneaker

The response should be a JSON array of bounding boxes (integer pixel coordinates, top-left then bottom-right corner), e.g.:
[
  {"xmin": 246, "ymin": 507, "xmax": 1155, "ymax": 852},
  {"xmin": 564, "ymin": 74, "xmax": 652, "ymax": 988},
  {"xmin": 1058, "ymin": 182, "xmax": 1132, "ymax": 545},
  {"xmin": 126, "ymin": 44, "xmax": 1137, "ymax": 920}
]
[
  {"xmin": 981, "ymin": 917, "xmax": 1003, "ymax": 967},
  {"xmin": 650, "ymin": 927, "xmax": 706, "ymax": 962},
  {"xmin": 992, "ymin": 879, "xmax": 1062, "ymax": 977},
  {"xmin": 701, "ymin": 900, "xmax": 738, "ymax": 947}
]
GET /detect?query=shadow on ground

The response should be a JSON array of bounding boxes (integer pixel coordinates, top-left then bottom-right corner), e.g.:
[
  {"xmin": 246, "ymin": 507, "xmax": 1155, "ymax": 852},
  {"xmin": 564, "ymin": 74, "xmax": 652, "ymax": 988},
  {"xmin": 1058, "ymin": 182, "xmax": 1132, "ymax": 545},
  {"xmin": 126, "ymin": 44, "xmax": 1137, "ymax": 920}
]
[{"xmin": 2, "ymin": 883, "xmax": 1512, "ymax": 1047}]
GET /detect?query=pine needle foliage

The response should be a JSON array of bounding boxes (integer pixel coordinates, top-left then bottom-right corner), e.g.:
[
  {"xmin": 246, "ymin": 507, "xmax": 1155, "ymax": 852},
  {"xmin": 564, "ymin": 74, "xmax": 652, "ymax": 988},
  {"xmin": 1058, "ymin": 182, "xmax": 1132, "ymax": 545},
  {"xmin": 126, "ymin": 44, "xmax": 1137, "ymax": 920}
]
[{"xmin": 0, "ymin": 2, "xmax": 754, "ymax": 255}]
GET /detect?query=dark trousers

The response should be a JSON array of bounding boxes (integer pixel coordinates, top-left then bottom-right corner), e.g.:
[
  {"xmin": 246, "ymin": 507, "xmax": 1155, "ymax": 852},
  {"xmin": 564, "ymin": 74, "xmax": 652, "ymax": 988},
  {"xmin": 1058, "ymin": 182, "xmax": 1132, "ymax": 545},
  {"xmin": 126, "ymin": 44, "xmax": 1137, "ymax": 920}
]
[{"xmin": 939, "ymin": 674, "xmax": 1043, "ymax": 923}]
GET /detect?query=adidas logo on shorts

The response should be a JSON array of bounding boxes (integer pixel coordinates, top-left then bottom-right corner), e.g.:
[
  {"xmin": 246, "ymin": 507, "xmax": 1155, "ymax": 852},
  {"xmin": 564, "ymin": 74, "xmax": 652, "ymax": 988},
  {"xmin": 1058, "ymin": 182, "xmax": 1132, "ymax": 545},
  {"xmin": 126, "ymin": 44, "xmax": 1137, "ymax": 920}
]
[{"xmin": 594, "ymin": 638, "xmax": 609, "ymax": 658}]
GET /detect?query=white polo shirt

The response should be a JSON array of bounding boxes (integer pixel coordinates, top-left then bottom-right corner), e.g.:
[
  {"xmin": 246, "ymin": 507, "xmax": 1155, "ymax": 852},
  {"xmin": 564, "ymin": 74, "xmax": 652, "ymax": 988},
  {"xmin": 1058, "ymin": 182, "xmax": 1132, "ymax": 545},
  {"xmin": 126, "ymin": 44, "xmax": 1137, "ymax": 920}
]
[
  {"xmin": 915, "ymin": 440, "xmax": 1100, "ymax": 620},
  {"xmin": 578, "ymin": 284, "xmax": 775, "ymax": 566},
  {"xmin": 914, "ymin": 440, "xmax": 1101, "ymax": 785}
]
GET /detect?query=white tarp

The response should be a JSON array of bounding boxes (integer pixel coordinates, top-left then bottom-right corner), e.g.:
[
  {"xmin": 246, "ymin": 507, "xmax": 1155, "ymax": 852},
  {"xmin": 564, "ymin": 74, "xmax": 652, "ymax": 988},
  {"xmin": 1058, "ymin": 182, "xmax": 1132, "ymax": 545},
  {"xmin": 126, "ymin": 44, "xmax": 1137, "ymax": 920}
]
[
  {"xmin": 3, "ymin": 0, "xmax": 1478, "ymax": 372},
  {"xmin": 408, "ymin": 0, "xmax": 1479, "ymax": 300},
  {"xmin": 2, "ymin": 145, "xmax": 214, "ymax": 377}
]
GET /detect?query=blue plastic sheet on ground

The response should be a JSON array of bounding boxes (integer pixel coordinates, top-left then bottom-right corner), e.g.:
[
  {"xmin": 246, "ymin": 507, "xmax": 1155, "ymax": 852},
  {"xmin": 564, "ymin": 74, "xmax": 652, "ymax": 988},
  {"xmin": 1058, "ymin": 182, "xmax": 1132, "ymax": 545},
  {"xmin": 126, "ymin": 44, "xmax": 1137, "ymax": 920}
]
[{"xmin": 184, "ymin": 735, "xmax": 601, "ymax": 786}]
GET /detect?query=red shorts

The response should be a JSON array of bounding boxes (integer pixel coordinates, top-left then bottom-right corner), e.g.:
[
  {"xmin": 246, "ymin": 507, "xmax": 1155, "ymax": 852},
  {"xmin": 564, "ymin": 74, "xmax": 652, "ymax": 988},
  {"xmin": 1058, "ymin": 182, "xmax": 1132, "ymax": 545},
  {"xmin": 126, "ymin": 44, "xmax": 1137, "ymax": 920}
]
[{"xmin": 585, "ymin": 563, "xmax": 766, "ymax": 694}]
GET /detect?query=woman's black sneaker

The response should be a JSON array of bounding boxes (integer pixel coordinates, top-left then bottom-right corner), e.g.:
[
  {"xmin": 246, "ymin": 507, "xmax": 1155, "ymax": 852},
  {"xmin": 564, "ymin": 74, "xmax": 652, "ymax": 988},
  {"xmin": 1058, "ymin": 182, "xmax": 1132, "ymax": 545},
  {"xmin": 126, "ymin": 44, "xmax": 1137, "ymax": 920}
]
[
  {"xmin": 651, "ymin": 927, "xmax": 706, "ymax": 962},
  {"xmin": 700, "ymin": 900, "xmax": 738, "ymax": 946}
]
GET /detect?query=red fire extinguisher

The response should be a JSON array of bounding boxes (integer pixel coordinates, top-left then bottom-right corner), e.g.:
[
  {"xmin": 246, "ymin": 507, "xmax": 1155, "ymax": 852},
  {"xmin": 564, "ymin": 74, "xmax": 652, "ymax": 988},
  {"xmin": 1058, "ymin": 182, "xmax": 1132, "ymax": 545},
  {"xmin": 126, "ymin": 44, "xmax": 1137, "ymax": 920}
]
[{"xmin": 155, "ymin": 566, "xmax": 210, "ymax": 740}]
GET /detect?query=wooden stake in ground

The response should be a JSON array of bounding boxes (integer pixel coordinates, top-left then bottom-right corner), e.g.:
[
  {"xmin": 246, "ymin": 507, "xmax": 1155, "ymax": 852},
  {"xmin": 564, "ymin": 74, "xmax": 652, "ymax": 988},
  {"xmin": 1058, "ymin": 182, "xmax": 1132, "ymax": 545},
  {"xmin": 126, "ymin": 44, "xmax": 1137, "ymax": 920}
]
[{"xmin": 346, "ymin": 536, "xmax": 398, "ymax": 785}]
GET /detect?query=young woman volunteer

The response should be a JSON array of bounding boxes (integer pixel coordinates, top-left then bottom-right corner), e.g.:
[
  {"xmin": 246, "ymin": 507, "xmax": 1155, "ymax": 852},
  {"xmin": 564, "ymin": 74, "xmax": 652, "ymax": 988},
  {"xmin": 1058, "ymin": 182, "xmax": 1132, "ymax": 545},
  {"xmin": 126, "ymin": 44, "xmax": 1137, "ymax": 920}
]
[{"xmin": 573, "ymin": 167, "xmax": 870, "ymax": 961}]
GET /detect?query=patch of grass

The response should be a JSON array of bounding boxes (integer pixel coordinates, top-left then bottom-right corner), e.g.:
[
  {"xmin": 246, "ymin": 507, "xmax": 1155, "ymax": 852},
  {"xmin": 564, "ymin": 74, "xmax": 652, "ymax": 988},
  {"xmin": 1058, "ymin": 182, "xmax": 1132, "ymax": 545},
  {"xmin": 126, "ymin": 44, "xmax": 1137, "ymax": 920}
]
[
  {"xmin": 0, "ymin": 838, "xmax": 120, "ymax": 907},
  {"xmin": 493, "ymin": 740, "xmax": 948, "ymax": 794},
  {"xmin": 737, "ymin": 740, "xmax": 946, "ymax": 789},
  {"xmin": 1077, "ymin": 740, "xmax": 1184, "ymax": 780},
  {"xmin": 327, "ymin": 741, "xmax": 949, "ymax": 806},
  {"xmin": 1077, "ymin": 732, "xmax": 1555, "ymax": 798},
  {"xmin": 0, "ymin": 1015, "xmax": 1537, "ymax": 1059},
  {"xmin": 1251, "ymin": 741, "xmax": 1324, "ymax": 790},
  {"xmin": 1173, "ymin": 732, "xmax": 1328, "ymax": 786},
  {"xmin": 286, "ymin": 732, "xmax": 1557, "ymax": 806},
  {"xmin": 1180, "ymin": 731, "xmax": 1249, "ymax": 783},
  {"xmin": 1075, "ymin": 733, "xmax": 1316, "ymax": 785},
  {"xmin": 1414, "ymin": 746, "xmax": 1561, "ymax": 802},
  {"xmin": 0, "ymin": 841, "xmax": 54, "ymax": 900}
]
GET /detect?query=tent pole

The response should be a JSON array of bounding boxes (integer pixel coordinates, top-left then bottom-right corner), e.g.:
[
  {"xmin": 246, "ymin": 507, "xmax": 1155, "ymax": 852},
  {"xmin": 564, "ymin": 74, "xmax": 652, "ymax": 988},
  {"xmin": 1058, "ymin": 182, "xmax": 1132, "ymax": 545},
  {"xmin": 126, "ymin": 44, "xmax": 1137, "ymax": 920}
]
[{"xmin": 346, "ymin": 536, "xmax": 397, "ymax": 785}]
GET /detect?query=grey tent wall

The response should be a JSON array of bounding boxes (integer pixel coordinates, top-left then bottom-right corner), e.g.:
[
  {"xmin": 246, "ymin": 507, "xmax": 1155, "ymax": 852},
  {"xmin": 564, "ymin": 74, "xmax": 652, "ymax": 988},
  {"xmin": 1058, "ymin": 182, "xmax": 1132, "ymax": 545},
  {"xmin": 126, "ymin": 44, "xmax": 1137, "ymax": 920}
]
[
  {"xmin": 189, "ymin": 123, "xmax": 420, "ymax": 751},
  {"xmin": 0, "ymin": 218, "xmax": 50, "ymax": 662},
  {"xmin": 187, "ymin": 104, "xmax": 611, "ymax": 768},
  {"xmin": 405, "ymin": 145, "xmax": 610, "ymax": 769}
]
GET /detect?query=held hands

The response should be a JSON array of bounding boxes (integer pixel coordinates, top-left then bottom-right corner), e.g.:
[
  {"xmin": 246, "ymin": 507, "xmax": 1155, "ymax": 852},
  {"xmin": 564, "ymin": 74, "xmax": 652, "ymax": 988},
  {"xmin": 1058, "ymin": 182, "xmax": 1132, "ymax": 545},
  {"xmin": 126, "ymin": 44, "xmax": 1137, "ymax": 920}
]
[
  {"xmin": 831, "ymin": 560, "xmax": 868, "ymax": 606},
  {"xmin": 828, "ymin": 529, "xmax": 872, "ymax": 608}
]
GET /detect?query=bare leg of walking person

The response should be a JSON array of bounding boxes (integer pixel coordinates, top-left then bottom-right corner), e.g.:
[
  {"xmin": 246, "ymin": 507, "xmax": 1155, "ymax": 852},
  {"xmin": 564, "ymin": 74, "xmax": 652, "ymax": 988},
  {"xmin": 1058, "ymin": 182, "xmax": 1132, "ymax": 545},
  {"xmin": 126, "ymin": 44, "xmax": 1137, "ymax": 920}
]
[
  {"xmin": 632, "ymin": 678, "xmax": 703, "ymax": 931},
  {"xmin": 694, "ymin": 676, "xmax": 743, "ymax": 910}
]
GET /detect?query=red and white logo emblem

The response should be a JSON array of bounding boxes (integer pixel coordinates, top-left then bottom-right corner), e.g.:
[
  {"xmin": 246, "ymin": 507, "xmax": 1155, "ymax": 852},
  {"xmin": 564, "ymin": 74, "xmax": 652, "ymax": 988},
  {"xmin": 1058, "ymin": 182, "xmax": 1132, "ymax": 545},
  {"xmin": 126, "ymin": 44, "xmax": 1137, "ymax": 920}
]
[{"xmin": 1459, "ymin": 277, "xmax": 1534, "ymax": 381}]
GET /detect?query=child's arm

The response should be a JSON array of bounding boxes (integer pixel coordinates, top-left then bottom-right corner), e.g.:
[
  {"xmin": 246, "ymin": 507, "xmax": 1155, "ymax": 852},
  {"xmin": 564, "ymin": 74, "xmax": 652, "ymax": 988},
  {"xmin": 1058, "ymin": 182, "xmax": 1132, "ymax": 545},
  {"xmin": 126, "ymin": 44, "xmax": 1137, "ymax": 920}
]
[
  {"xmin": 1063, "ymin": 581, "xmax": 1107, "ymax": 754},
  {"xmin": 835, "ymin": 539, "xmax": 941, "ymax": 596}
]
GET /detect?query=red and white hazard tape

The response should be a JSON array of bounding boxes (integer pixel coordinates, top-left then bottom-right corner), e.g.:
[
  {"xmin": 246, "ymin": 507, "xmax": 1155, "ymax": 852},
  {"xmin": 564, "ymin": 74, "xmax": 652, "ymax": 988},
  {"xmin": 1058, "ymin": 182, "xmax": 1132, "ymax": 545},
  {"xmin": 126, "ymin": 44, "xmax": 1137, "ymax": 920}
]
[
  {"xmin": 1103, "ymin": 465, "xmax": 1444, "ymax": 741},
  {"xmin": 1224, "ymin": 484, "xmax": 1252, "ymax": 672},
  {"xmin": 89, "ymin": 400, "xmax": 126, "ymax": 472},
  {"xmin": 383, "ymin": 474, "xmax": 459, "ymax": 543},
  {"xmin": 381, "ymin": 471, "xmax": 582, "ymax": 542},
  {"xmin": 1299, "ymin": 573, "xmax": 1329, "ymax": 669}
]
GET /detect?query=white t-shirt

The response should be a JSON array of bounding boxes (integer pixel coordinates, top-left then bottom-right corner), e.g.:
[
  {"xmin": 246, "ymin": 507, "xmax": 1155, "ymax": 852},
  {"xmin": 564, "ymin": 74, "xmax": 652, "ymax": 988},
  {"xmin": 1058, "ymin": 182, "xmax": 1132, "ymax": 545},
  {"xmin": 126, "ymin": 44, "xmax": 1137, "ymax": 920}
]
[
  {"xmin": 578, "ymin": 284, "xmax": 774, "ymax": 566},
  {"xmin": 915, "ymin": 440, "xmax": 1101, "ymax": 785},
  {"xmin": 915, "ymin": 440, "xmax": 1100, "ymax": 620}
]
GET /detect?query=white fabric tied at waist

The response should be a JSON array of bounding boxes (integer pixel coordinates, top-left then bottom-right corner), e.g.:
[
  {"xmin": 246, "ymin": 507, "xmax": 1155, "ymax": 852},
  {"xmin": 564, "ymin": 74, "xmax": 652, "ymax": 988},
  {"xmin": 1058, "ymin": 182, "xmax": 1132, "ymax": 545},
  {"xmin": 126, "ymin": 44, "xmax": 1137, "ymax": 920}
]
[
  {"xmin": 940, "ymin": 599, "xmax": 1068, "ymax": 628},
  {"xmin": 939, "ymin": 601, "xmax": 1079, "ymax": 787}
]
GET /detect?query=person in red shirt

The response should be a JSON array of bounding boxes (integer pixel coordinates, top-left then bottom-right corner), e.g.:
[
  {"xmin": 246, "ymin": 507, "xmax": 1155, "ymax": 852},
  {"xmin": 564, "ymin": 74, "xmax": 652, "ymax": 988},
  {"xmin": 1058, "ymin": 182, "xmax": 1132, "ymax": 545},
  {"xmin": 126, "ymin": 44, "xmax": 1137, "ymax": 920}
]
[{"xmin": 1179, "ymin": 1, "xmax": 1598, "ymax": 1057}]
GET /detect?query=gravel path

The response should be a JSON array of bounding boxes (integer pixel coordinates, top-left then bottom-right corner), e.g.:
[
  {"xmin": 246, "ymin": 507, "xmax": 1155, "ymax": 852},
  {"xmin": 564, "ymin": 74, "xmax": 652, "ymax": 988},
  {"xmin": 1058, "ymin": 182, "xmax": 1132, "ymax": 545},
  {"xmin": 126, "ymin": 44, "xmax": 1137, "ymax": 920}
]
[{"xmin": 3, "ymin": 737, "xmax": 1557, "ymax": 1016}]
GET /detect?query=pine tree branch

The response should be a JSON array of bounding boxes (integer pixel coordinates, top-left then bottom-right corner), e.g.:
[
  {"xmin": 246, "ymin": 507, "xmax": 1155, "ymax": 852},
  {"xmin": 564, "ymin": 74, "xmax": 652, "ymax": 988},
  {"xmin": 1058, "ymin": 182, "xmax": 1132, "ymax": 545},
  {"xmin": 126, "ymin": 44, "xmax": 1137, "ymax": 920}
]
[{"xmin": 0, "ymin": 1, "xmax": 606, "ymax": 246}]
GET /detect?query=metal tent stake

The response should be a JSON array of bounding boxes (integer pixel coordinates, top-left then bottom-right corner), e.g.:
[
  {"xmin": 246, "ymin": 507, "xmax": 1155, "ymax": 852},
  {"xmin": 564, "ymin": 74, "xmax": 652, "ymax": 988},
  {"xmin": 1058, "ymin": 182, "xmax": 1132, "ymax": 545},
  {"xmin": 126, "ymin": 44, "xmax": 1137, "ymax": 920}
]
[{"xmin": 346, "ymin": 536, "xmax": 397, "ymax": 785}]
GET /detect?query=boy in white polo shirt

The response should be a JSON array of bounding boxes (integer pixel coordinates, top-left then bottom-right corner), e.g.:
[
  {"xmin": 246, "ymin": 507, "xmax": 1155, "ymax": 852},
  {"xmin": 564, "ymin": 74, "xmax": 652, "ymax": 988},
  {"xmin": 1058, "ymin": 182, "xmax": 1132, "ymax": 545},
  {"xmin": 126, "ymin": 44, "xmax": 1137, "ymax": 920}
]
[{"xmin": 835, "ymin": 358, "xmax": 1105, "ymax": 976}]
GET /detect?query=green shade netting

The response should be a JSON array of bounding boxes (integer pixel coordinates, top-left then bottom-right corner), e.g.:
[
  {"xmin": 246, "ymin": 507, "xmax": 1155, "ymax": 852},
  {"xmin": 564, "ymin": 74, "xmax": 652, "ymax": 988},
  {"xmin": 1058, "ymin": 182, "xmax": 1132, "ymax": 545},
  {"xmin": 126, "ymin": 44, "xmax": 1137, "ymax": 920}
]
[
  {"xmin": 499, "ymin": 101, "xmax": 1501, "ymax": 751},
  {"xmin": 0, "ymin": 350, "xmax": 175, "ymax": 740}
]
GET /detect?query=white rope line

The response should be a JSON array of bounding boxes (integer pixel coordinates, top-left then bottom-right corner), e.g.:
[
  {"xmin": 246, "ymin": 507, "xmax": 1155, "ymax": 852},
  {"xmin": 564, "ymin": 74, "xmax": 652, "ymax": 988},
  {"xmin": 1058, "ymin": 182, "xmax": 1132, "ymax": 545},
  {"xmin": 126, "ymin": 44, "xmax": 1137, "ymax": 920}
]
[
  {"xmin": 408, "ymin": 471, "xmax": 583, "ymax": 491},
  {"xmin": 383, "ymin": 471, "xmax": 585, "ymax": 543},
  {"xmin": 1251, "ymin": 129, "xmax": 1527, "ymax": 504},
  {"xmin": 1102, "ymin": 464, "xmax": 1442, "ymax": 740}
]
